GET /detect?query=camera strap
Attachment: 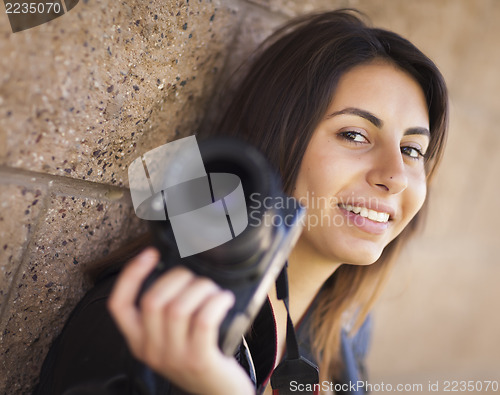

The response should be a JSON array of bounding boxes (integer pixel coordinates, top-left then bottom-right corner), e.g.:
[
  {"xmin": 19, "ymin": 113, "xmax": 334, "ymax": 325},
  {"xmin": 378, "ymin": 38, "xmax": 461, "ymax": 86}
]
[{"xmin": 270, "ymin": 263, "xmax": 319, "ymax": 395}]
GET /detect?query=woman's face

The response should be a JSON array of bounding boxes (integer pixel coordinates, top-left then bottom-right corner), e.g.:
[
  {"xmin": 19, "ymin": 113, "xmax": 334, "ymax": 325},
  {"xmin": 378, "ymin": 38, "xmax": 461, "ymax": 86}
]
[{"xmin": 293, "ymin": 60, "xmax": 430, "ymax": 265}]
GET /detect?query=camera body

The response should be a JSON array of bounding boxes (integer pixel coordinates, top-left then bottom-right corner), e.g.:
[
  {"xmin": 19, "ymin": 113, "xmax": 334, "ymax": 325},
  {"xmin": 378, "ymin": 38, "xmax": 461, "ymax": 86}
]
[{"xmin": 136, "ymin": 137, "xmax": 305, "ymax": 355}]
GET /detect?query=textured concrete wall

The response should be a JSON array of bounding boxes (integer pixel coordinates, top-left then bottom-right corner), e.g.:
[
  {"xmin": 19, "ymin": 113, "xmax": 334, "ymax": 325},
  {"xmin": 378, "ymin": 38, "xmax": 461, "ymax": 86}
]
[
  {"xmin": 0, "ymin": 0, "xmax": 499, "ymax": 393},
  {"xmin": 0, "ymin": 0, "xmax": 282, "ymax": 392}
]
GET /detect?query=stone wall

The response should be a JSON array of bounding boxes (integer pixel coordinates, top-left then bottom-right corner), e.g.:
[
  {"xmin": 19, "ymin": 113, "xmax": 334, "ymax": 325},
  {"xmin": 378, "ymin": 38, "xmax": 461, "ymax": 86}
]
[
  {"xmin": 1, "ymin": 0, "xmax": 498, "ymax": 393},
  {"xmin": 3, "ymin": 1, "xmax": 279, "ymax": 392}
]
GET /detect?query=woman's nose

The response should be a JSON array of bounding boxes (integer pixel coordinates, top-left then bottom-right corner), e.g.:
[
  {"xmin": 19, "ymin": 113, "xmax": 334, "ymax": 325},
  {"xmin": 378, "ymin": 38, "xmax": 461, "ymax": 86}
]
[{"xmin": 367, "ymin": 145, "xmax": 408, "ymax": 194}]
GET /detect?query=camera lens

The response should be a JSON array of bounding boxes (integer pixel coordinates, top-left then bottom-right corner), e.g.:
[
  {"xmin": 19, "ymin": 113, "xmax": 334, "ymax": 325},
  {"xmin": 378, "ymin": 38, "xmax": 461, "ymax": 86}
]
[{"xmin": 150, "ymin": 137, "xmax": 283, "ymax": 283}]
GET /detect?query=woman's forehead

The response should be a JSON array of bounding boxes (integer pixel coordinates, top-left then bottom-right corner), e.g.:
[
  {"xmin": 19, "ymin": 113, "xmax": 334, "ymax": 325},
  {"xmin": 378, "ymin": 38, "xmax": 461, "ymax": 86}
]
[{"xmin": 327, "ymin": 61, "xmax": 430, "ymax": 130}]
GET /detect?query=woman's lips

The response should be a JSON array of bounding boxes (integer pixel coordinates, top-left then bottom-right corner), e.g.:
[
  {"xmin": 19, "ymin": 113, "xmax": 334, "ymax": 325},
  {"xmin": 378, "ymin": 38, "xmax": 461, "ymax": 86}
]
[{"xmin": 338, "ymin": 206, "xmax": 390, "ymax": 235}]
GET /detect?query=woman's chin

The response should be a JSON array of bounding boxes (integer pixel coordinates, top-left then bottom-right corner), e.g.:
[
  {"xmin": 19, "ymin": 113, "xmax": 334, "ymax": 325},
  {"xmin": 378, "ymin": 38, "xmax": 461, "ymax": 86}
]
[{"xmin": 334, "ymin": 245, "xmax": 384, "ymax": 266}]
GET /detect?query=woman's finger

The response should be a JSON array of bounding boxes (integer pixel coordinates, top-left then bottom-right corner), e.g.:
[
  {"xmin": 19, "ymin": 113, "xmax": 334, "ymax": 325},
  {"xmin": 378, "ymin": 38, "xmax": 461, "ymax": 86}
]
[
  {"xmin": 139, "ymin": 267, "xmax": 195, "ymax": 358},
  {"xmin": 190, "ymin": 289, "xmax": 235, "ymax": 354},
  {"xmin": 161, "ymin": 277, "xmax": 222, "ymax": 354},
  {"xmin": 107, "ymin": 247, "xmax": 159, "ymax": 348}
]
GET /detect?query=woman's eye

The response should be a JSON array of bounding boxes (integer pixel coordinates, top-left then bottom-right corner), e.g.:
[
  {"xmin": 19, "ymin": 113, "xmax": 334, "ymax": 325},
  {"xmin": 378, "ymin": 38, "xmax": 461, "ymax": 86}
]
[
  {"xmin": 338, "ymin": 131, "xmax": 368, "ymax": 144},
  {"xmin": 401, "ymin": 146, "xmax": 424, "ymax": 159}
]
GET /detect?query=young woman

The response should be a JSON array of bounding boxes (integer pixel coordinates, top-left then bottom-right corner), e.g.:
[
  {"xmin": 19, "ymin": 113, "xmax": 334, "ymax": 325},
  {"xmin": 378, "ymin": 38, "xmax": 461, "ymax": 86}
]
[{"xmin": 36, "ymin": 9, "xmax": 448, "ymax": 395}]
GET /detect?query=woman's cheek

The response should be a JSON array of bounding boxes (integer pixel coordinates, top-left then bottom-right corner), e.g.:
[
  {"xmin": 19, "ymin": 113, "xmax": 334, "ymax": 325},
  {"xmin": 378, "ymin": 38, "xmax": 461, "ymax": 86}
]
[{"xmin": 406, "ymin": 174, "xmax": 427, "ymax": 221}]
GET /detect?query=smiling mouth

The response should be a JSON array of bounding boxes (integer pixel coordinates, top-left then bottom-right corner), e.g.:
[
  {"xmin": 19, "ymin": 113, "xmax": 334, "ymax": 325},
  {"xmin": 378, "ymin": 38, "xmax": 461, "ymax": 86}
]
[{"xmin": 338, "ymin": 204, "xmax": 391, "ymax": 223}]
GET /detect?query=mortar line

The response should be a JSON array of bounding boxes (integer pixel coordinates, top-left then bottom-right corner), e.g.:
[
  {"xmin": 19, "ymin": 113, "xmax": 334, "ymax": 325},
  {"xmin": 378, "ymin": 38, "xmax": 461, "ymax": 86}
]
[
  {"xmin": 0, "ymin": 165, "xmax": 129, "ymax": 198},
  {"xmin": 0, "ymin": 185, "xmax": 51, "ymax": 338},
  {"xmin": 0, "ymin": 165, "xmax": 133, "ymax": 335},
  {"xmin": 199, "ymin": 0, "xmax": 288, "ymax": 132}
]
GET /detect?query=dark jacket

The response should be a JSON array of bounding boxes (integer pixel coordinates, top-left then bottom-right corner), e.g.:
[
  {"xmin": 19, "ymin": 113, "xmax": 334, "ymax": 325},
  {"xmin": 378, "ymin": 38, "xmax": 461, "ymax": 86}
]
[{"xmin": 34, "ymin": 264, "xmax": 371, "ymax": 395}]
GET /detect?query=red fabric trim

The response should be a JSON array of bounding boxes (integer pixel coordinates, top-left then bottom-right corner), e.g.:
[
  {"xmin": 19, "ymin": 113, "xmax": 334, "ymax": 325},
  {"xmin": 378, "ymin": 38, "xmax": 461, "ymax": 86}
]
[
  {"xmin": 262, "ymin": 296, "xmax": 278, "ymax": 389},
  {"xmin": 272, "ymin": 390, "xmax": 280, "ymax": 395}
]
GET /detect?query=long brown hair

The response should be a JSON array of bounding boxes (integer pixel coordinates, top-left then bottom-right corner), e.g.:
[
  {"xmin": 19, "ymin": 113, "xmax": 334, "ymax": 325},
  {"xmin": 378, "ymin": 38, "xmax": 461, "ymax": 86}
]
[{"xmin": 207, "ymin": 9, "xmax": 449, "ymax": 382}]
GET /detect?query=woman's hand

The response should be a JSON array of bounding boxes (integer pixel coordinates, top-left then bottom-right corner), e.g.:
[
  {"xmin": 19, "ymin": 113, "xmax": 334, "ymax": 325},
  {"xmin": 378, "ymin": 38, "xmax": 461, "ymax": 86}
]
[{"xmin": 107, "ymin": 247, "xmax": 255, "ymax": 395}]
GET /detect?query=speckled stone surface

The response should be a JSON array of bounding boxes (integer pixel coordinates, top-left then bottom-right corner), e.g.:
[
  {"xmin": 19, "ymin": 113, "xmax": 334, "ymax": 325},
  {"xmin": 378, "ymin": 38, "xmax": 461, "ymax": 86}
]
[
  {"xmin": 0, "ymin": 0, "xmax": 265, "ymax": 391},
  {"xmin": 201, "ymin": 2, "xmax": 286, "ymax": 132},
  {"xmin": 0, "ymin": 183, "xmax": 46, "ymax": 317},
  {"xmin": 0, "ymin": 185, "xmax": 145, "ymax": 394},
  {"xmin": 0, "ymin": 0, "xmax": 240, "ymax": 187},
  {"xmin": 246, "ymin": 0, "xmax": 351, "ymax": 16}
]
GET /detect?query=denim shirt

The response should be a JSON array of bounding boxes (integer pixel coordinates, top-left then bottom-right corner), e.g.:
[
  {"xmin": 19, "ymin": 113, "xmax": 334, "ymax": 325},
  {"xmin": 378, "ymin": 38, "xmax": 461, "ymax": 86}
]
[{"xmin": 35, "ymin": 266, "xmax": 371, "ymax": 395}]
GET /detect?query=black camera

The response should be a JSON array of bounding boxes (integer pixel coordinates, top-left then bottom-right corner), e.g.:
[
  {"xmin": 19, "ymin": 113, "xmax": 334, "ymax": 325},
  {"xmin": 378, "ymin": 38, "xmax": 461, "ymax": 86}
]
[{"xmin": 135, "ymin": 137, "xmax": 305, "ymax": 355}]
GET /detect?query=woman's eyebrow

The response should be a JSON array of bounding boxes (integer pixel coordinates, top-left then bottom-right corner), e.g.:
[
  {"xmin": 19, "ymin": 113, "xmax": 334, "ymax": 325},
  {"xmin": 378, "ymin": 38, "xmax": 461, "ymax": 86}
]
[
  {"xmin": 326, "ymin": 107, "xmax": 431, "ymax": 138},
  {"xmin": 404, "ymin": 127, "xmax": 430, "ymax": 138},
  {"xmin": 326, "ymin": 107, "xmax": 383, "ymax": 128}
]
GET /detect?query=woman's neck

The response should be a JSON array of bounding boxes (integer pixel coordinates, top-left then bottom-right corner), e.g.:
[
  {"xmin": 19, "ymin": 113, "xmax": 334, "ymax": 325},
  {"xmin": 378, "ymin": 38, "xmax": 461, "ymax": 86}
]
[
  {"xmin": 277, "ymin": 236, "xmax": 342, "ymax": 324},
  {"xmin": 265, "ymin": 236, "xmax": 341, "ymax": 369}
]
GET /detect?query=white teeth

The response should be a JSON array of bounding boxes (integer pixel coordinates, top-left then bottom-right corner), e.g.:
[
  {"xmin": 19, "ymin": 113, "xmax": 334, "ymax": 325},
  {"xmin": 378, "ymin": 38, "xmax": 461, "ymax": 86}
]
[
  {"xmin": 340, "ymin": 204, "xmax": 390, "ymax": 223},
  {"xmin": 377, "ymin": 212, "xmax": 389, "ymax": 222}
]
